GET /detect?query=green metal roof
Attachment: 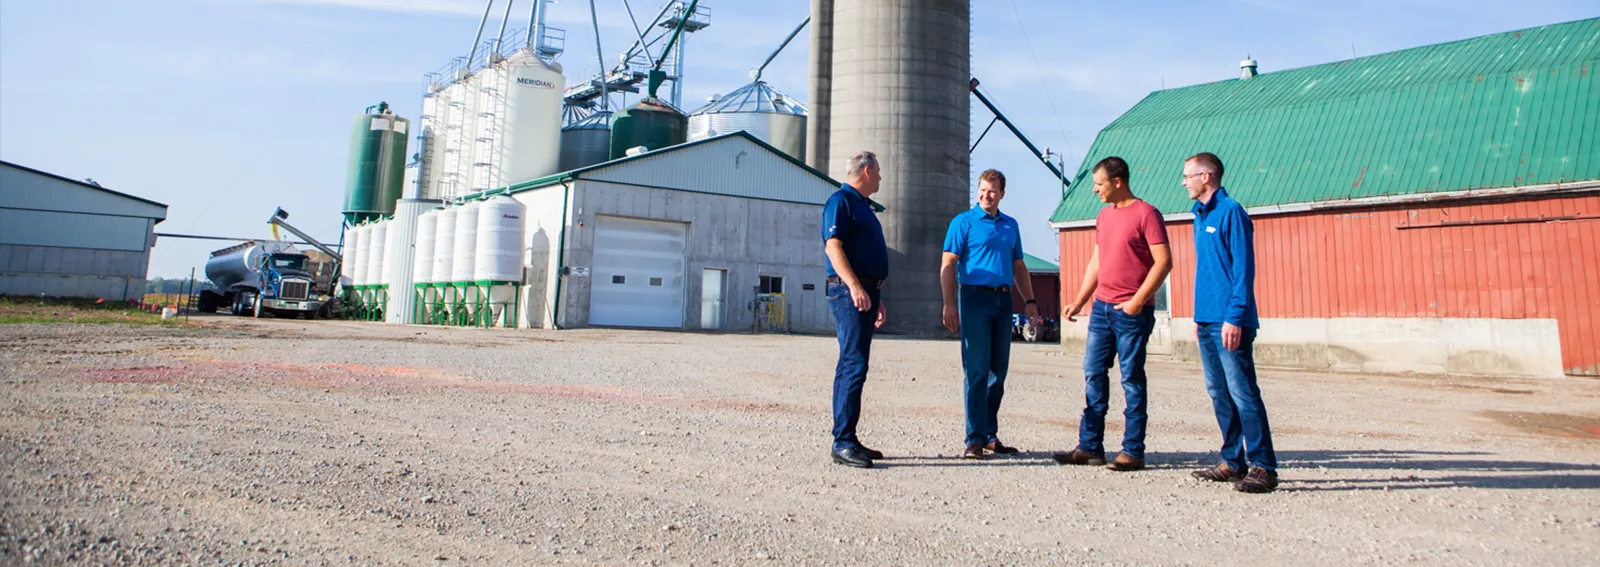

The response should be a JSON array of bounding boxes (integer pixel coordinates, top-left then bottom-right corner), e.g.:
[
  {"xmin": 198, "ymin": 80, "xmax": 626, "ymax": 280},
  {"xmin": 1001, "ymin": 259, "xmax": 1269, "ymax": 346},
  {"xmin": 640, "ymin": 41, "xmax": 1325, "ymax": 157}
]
[
  {"xmin": 1023, "ymin": 252, "xmax": 1058, "ymax": 273},
  {"xmin": 1051, "ymin": 18, "xmax": 1600, "ymax": 223}
]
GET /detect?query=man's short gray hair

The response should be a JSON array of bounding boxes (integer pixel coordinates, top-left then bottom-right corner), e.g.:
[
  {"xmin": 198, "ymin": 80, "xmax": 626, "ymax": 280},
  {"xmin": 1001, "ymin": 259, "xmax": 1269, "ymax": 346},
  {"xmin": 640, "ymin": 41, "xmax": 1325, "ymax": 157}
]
[{"xmin": 846, "ymin": 151, "xmax": 878, "ymax": 179}]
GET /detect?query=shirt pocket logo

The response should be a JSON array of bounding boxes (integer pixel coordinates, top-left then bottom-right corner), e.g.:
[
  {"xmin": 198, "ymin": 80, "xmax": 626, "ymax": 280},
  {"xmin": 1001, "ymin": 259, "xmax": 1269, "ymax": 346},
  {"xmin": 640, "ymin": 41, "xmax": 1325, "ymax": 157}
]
[{"xmin": 1205, "ymin": 226, "xmax": 1218, "ymax": 234}]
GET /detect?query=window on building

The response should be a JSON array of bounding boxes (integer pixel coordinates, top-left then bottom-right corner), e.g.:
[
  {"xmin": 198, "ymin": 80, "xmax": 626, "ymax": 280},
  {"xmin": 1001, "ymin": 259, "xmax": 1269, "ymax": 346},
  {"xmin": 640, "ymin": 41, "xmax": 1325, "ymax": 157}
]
[
  {"xmin": 759, "ymin": 275, "xmax": 784, "ymax": 294},
  {"xmin": 649, "ymin": 277, "xmax": 663, "ymax": 287},
  {"xmin": 612, "ymin": 275, "xmax": 626, "ymax": 284}
]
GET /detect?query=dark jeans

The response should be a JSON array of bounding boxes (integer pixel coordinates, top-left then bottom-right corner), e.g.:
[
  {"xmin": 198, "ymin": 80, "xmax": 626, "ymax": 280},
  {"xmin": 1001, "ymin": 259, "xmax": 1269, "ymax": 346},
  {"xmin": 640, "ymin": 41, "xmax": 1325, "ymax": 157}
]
[
  {"xmin": 958, "ymin": 286, "xmax": 1013, "ymax": 446},
  {"xmin": 1196, "ymin": 322, "xmax": 1277, "ymax": 472},
  {"xmin": 1078, "ymin": 299, "xmax": 1155, "ymax": 458},
  {"xmin": 829, "ymin": 281, "xmax": 882, "ymax": 452}
]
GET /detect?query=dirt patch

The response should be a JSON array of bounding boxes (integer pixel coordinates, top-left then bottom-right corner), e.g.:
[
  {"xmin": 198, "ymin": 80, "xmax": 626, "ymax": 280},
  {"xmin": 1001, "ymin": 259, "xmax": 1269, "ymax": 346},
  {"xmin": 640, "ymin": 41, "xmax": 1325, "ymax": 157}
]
[{"xmin": 1482, "ymin": 410, "xmax": 1600, "ymax": 439}]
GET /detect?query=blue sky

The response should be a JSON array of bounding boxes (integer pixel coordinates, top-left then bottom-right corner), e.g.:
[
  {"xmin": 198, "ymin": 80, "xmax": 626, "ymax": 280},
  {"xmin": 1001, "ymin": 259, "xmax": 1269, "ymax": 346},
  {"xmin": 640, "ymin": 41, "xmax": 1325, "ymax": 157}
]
[{"xmin": 2, "ymin": 0, "xmax": 1594, "ymax": 278}]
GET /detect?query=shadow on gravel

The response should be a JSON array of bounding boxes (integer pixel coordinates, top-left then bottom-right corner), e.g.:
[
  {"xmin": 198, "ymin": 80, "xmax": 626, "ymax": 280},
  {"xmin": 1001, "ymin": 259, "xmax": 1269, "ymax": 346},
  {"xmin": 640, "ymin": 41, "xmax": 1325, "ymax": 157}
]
[
  {"xmin": 1147, "ymin": 449, "xmax": 1600, "ymax": 491},
  {"xmin": 872, "ymin": 451, "xmax": 1063, "ymax": 468}
]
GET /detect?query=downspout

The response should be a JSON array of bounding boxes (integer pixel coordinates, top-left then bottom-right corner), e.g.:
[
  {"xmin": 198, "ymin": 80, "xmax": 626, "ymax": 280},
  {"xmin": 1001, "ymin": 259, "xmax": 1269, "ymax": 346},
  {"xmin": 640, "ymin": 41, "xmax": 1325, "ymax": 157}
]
[{"xmin": 550, "ymin": 178, "xmax": 573, "ymax": 329}]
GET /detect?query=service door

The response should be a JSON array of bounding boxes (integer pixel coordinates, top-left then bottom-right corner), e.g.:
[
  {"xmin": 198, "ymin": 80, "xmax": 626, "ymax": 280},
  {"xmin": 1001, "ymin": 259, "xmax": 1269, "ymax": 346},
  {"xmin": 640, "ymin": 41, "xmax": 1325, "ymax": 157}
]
[
  {"xmin": 1149, "ymin": 280, "xmax": 1173, "ymax": 355},
  {"xmin": 589, "ymin": 215, "xmax": 688, "ymax": 328}
]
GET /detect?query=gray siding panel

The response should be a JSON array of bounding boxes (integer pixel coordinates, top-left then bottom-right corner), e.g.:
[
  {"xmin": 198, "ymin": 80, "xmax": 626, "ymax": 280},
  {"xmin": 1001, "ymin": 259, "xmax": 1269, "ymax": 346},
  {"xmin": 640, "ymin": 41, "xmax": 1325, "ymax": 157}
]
[
  {"xmin": 0, "ymin": 163, "xmax": 167, "ymax": 220},
  {"xmin": 0, "ymin": 209, "xmax": 150, "ymax": 251},
  {"xmin": 582, "ymin": 136, "xmax": 837, "ymax": 206}
]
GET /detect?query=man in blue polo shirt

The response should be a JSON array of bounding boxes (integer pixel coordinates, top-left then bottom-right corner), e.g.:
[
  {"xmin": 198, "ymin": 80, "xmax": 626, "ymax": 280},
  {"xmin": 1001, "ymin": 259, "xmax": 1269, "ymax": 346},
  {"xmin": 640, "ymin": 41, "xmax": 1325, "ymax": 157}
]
[
  {"xmin": 940, "ymin": 169, "xmax": 1039, "ymax": 460},
  {"xmin": 822, "ymin": 150, "xmax": 890, "ymax": 469},
  {"xmin": 1182, "ymin": 151, "xmax": 1279, "ymax": 494}
]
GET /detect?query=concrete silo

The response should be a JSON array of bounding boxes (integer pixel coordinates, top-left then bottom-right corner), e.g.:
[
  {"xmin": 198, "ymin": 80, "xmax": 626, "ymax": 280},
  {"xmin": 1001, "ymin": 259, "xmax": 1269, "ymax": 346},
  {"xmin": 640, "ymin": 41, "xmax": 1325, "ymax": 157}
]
[{"xmin": 813, "ymin": 0, "xmax": 971, "ymax": 335}]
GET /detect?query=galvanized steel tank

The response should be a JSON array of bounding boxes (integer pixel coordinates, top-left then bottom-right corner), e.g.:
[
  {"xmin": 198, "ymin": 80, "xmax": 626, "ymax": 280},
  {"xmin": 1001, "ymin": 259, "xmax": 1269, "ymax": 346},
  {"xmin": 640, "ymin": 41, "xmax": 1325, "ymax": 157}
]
[
  {"xmin": 343, "ymin": 103, "xmax": 409, "ymax": 223},
  {"xmin": 365, "ymin": 221, "xmax": 389, "ymax": 287},
  {"xmin": 560, "ymin": 110, "xmax": 612, "ymax": 171},
  {"xmin": 688, "ymin": 80, "xmax": 807, "ymax": 160},
  {"xmin": 204, "ymin": 240, "xmax": 295, "ymax": 292},
  {"xmin": 609, "ymin": 98, "xmax": 687, "ymax": 159},
  {"xmin": 431, "ymin": 207, "xmax": 458, "ymax": 284},
  {"xmin": 451, "ymin": 201, "xmax": 480, "ymax": 283},
  {"xmin": 823, "ymin": 0, "xmax": 971, "ymax": 335},
  {"xmin": 413, "ymin": 209, "xmax": 439, "ymax": 285}
]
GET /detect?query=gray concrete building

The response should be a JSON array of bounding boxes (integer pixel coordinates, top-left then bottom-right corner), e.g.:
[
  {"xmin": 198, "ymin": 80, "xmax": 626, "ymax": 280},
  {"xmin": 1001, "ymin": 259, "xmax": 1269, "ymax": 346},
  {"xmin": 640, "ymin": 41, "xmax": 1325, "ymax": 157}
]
[
  {"xmin": 498, "ymin": 132, "xmax": 840, "ymax": 333},
  {"xmin": 0, "ymin": 161, "xmax": 168, "ymax": 300}
]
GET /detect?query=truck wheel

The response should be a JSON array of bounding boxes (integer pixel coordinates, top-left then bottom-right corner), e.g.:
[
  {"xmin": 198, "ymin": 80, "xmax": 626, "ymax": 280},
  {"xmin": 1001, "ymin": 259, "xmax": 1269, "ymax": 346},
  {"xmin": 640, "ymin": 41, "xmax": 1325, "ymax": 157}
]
[
  {"xmin": 230, "ymin": 293, "xmax": 243, "ymax": 316},
  {"xmin": 1022, "ymin": 322, "xmax": 1040, "ymax": 343}
]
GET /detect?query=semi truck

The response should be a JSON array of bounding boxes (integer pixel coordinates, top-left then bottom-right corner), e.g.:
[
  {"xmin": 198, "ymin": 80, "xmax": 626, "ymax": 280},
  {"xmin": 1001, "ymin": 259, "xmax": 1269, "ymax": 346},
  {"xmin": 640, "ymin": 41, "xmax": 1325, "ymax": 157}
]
[{"xmin": 198, "ymin": 240, "xmax": 336, "ymax": 318}]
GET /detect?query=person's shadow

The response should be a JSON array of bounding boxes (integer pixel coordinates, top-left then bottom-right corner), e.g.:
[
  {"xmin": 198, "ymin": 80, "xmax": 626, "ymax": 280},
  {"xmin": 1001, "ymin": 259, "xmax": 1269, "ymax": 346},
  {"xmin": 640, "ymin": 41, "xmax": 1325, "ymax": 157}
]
[{"xmin": 1144, "ymin": 449, "xmax": 1600, "ymax": 491}]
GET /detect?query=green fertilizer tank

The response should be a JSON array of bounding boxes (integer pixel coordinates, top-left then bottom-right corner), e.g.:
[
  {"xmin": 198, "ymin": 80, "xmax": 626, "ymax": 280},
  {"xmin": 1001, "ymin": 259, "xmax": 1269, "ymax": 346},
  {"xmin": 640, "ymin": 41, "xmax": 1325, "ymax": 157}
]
[{"xmin": 344, "ymin": 102, "xmax": 409, "ymax": 224}]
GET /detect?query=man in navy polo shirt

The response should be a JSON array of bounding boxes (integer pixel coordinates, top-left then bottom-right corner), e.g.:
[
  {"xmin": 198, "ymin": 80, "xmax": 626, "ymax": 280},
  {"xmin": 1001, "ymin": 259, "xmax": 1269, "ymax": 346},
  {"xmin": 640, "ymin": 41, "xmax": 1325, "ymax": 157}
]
[
  {"xmin": 822, "ymin": 150, "xmax": 890, "ymax": 469},
  {"xmin": 1182, "ymin": 151, "xmax": 1279, "ymax": 494},
  {"xmin": 940, "ymin": 169, "xmax": 1039, "ymax": 460}
]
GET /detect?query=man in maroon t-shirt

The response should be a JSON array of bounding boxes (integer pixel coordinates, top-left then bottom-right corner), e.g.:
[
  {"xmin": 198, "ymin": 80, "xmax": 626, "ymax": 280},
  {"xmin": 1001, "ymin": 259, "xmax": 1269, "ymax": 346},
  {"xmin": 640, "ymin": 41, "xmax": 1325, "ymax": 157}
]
[{"xmin": 1052, "ymin": 156, "xmax": 1172, "ymax": 472}]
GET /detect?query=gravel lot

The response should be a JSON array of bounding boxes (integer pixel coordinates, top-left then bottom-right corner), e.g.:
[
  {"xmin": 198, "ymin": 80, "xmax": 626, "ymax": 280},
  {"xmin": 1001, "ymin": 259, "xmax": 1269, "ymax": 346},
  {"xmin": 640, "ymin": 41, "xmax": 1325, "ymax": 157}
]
[{"xmin": 2, "ymin": 316, "xmax": 1598, "ymax": 565}]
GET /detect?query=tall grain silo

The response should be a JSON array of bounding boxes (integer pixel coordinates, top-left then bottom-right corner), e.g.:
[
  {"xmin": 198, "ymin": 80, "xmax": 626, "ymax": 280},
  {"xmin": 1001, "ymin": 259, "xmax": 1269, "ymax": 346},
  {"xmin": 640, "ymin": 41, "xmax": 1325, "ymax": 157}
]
[
  {"xmin": 343, "ymin": 103, "xmax": 410, "ymax": 224},
  {"xmin": 499, "ymin": 49, "xmax": 565, "ymax": 185},
  {"xmin": 816, "ymin": 0, "xmax": 971, "ymax": 335},
  {"xmin": 688, "ymin": 79, "xmax": 807, "ymax": 160}
]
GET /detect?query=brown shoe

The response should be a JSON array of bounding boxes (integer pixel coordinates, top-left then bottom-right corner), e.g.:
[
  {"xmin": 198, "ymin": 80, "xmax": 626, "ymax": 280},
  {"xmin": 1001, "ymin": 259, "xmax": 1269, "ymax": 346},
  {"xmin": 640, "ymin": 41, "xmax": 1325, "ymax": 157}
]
[
  {"xmin": 1235, "ymin": 467, "xmax": 1279, "ymax": 493},
  {"xmin": 984, "ymin": 440, "xmax": 1020, "ymax": 455},
  {"xmin": 1050, "ymin": 448, "xmax": 1106, "ymax": 466},
  {"xmin": 1105, "ymin": 452, "xmax": 1145, "ymax": 472},
  {"xmin": 962, "ymin": 442, "xmax": 985, "ymax": 460},
  {"xmin": 1191, "ymin": 462, "xmax": 1245, "ymax": 483}
]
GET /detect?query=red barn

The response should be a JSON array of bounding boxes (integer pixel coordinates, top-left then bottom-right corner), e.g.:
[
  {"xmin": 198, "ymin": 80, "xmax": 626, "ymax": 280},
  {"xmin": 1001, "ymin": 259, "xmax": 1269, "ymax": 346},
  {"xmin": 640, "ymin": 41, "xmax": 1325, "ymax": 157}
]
[{"xmin": 1050, "ymin": 19, "xmax": 1600, "ymax": 377}]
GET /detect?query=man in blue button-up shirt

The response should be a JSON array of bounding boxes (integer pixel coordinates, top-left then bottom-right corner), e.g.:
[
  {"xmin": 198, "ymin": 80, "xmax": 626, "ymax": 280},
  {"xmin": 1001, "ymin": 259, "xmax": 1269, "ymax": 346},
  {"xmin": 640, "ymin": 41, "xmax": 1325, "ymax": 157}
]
[
  {"xmin": 940, "ymin": 169, "xmax": 1039, "ymax": 460},
  {"xmin": 821, "ymin": 150, "xmax": 889, "ymax": 469},
  {"xmin": 1183, "ymin": 152, "xmax": 1279, "ymax": 494}
]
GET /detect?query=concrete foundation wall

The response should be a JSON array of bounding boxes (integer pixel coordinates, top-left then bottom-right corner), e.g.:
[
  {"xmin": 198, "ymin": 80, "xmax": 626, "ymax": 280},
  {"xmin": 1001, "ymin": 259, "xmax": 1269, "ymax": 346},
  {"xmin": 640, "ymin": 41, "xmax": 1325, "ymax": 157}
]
[
  {"xmin": 558, "ymin": 180, "xmax": 832, "ymax": 333},
  {"xmin": 1061, "ymin": 316, "xmax": 1565, "ymax": 378}
]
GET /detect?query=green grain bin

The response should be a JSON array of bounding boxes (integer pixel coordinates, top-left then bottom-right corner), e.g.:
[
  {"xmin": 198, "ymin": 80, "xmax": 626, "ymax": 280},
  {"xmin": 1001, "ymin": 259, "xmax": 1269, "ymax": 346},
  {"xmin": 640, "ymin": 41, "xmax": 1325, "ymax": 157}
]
[
  {"xmin": 344, "ymin": 102, "xmax": 410, "ymax": 224},
  {"xmin": 609, "ymin": 98, "xmax": 687, "ymax": 159}
]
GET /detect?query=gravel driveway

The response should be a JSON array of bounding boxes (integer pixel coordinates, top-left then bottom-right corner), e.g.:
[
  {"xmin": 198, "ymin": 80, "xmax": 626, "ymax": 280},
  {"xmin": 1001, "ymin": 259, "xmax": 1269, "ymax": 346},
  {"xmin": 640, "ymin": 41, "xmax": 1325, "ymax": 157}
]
[{"xmin": 3, "ymin": 317, "xmax": 1597, "ymax": 565}]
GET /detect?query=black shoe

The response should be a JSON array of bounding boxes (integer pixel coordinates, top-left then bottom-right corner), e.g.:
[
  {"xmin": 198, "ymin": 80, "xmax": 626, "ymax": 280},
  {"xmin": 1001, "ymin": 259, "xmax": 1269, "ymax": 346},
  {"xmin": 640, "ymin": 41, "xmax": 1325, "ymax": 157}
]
[
  {"xmin": 859, "ymin": 446, "xmax": 885, "ymax": 460},
  {"xmin": 831, "ymin": 447, "xmax": 874, "ymax": 468}
]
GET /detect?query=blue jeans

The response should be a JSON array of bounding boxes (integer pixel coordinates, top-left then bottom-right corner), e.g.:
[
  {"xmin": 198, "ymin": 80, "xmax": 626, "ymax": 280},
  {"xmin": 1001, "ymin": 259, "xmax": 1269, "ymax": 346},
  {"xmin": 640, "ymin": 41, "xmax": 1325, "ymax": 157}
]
[
  {"xmin": 958, "ymin": 286, "xmax": 1013, "ymax": 446},
  {"xmin": 829, "ymin": 281, "xmax": 882, "ymax": 452},
  {"xmin": 1196, "ymin": 322, "xmax": 1277, "ymax": 472},
  {"xmin": 1078, "ymin": 299, "xmax": 1155, "ymax": 458}
]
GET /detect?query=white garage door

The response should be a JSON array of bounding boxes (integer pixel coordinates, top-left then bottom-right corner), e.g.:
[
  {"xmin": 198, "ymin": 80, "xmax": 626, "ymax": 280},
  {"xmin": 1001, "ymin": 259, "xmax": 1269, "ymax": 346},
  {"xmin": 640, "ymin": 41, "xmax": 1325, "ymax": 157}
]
[{"xmin": 589, "ymin": 215, "xmax": 688, "ymax": 328}]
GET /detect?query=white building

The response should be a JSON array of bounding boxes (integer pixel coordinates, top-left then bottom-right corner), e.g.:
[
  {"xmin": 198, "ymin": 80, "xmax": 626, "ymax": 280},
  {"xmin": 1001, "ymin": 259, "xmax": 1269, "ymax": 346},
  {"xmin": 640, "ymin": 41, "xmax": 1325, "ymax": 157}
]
[
  {"xmin": 0, "ymin": 161, "xmax": 168, "ymax": 300},
  {"xmin": 491, "ymin": 132, "xmax": 841, "ymax": 332}
]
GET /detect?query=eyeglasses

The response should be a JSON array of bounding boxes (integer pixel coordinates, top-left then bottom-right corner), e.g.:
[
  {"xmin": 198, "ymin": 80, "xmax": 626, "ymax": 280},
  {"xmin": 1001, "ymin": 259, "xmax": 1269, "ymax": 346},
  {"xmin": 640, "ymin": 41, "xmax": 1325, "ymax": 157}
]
[{"xmin": 1181, "ymin": 172, "xmax": 1208, "ymax": 180}]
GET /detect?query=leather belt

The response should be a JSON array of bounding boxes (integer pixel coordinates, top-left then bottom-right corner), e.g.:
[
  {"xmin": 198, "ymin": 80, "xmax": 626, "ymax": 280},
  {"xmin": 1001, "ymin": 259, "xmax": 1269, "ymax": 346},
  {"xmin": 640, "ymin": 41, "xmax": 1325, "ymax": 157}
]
[
  {"xmin": 962, "ymin": 284, "xmax": 1012, "ymax": 293},
  {"xmin": 827, "ymin": 276, "xmax": 883, "ymax": 288}
]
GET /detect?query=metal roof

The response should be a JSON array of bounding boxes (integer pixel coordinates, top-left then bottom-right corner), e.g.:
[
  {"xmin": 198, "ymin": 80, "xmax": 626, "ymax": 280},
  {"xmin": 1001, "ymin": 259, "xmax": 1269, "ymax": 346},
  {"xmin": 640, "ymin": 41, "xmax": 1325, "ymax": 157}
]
[
  {"xmin": 1051, "ymin": 18, "xmax": 1600, "ymax": 223},
  {"xmin": 689, "ymin": 81, "xmax": 807, "ymax": 116},
  {"xmin": 0, "ymin": 160, "xmax": 169, "ymax": 211},
  {"xmin": 1022, "ymin": 252, "xmax": 1058, "ymax": 273}
]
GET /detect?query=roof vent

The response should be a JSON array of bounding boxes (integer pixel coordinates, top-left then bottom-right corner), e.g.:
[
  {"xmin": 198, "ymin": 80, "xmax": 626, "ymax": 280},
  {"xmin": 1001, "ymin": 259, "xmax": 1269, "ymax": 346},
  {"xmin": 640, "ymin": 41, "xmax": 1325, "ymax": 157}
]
[{"xmin": 1240, "ymin": 55, "xmax": 1258, "ymax": 79}]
